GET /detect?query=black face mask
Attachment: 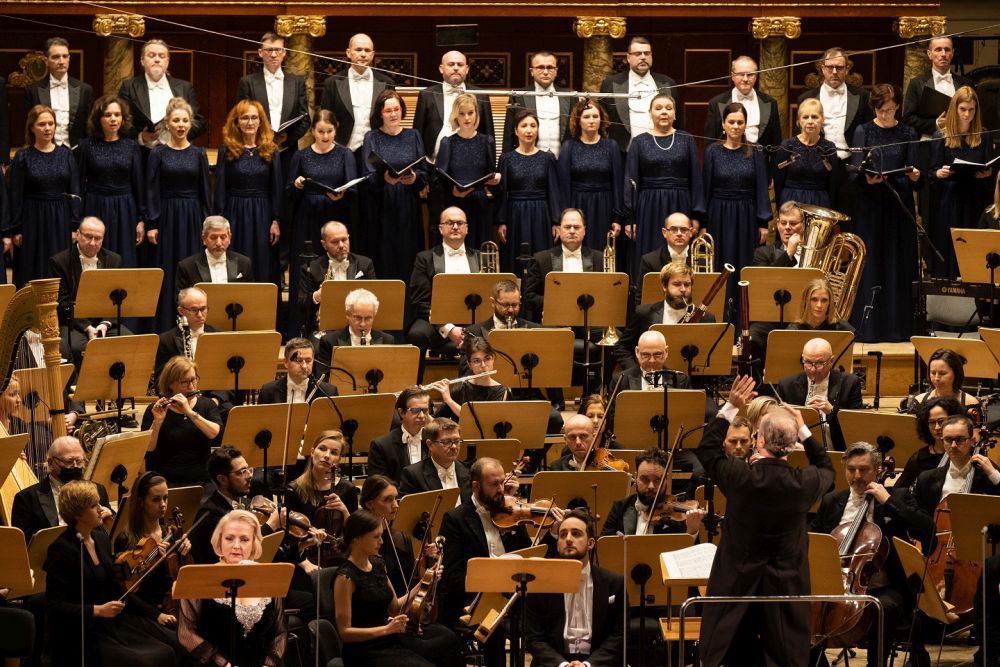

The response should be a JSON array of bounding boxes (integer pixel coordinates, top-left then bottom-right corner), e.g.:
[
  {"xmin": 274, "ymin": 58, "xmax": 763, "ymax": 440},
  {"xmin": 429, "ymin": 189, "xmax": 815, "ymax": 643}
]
[{"xmin": 59, "ymin": 466, "xmax": 85, "ymax": 483}]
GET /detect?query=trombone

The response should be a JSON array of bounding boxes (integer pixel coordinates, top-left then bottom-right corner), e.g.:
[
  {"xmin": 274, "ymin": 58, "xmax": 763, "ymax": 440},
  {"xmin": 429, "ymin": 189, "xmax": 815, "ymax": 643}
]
[
  {"xmin": 597, "ymin": 231, "xmax": 618, "ymax": 397},
  {"xmin": 480, "ymin": 241, "xmax": 500, "ymax": 273}
]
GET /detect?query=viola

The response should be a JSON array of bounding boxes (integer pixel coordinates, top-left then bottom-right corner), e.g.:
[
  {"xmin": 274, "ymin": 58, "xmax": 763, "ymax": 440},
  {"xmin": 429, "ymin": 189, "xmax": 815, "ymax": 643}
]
[
  {"xmin": 491, "ymin": 496, "xmax": 560, "ymax": 531},
  {"xmin": 248, "ymin": 495, "xmax": 277, "ymax": 525},
  {"xmin": 286, "ymin": 510, "xmax": 345, "ymax": 559},
  {"xmin": 587, "ymin": 448, "xmax": 629, "ymax": 473},
  {"xmin": 405, "ymin": 536, "xmax": 446, "ymax": 635},
  {"xmin": 305, "ymin": 465, "xmax": 347, "ymax": 566},
  {"xmin": 116, "ymin": 508, "xmax": 184, "ymax": 590}
]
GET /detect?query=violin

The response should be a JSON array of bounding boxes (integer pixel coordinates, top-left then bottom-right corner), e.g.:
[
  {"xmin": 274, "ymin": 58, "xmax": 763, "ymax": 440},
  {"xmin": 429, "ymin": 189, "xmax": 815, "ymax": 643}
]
[
  {"xmin": 491, "ymin": 496, "xmax": 560, "ymax": 531},
  {"xmin": 646, "ymin": 496, "xmax": 701, "ymax": 529},
  {"xmin": 405, "ymin": 536, "xmax": 446, "ymax": 635},
  {"xmin": 587, "ymin": 448, "xmax": 629, "ymax": 473},
  {"xmin": 286, "ymin": 510, "xmax": 345, "ymax": 557},
  {"xmin": 116, "ymin": 507, "xmax": 184, "ymax": 589},
  {"xmin": 248, "ymin": 495, "xmax": 277, "ymax": 525},
  {"xmin": 580, "ymin": 375, "xmax": 630, "ymax": 474},
  {"xmin": 305, "ymin": 465, "xmax": 347, "ymax": 566}
]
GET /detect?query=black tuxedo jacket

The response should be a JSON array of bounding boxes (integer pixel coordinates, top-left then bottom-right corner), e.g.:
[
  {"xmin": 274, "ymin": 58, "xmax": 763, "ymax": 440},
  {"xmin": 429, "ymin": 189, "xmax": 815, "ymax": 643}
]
[
  {"xmin": 903, "ymin": 71, "xmax": 975, "ymax": 138},
  {"xmin": 11, "ymin": 477, "xmax": 112, "ymax": 541},
  {"xmin": 367, "ymin": 426, "xmax": 428, "ymax": 485},
  {"xmin": 189, "ymin": 490, "xmax": 274, "ymax": 564},
  {"xmin": 502, "ymin": 87, "xmax": 574, "ymax": 153},
  {"xmin": 174, "ymin": 250, "xmax": 254, "ymax": 295},
  {"xmin": 602, "ymin": 493, "xmax": 688, "ymax": 536},
  {"xmin": 258, "ymin": 376, "xmax": 339, "ymax": 404},
  {"xmin": 704, "ymin": 88, "xmax": 782, "ymax": 151},
  {"xmin": 411, "ymin": 84, "xmax": 495, "ymax": 158},
  {"xmin": 524, "ymin": 564, "xmax": 625, "ymax": 667},
  {"xmin": 298, "ymin": 253, "xmax": 377, "ymax": 330},
  {"xmin": 236, "ymin": 69, "xmax": 310, "ymax": 149},
  {"xmin": 48, "ymin": 246, "xmax": 123, "ymax": 332},
  {"xmin": 398, "ymin": 458, "xmax": 472, "ymax": 504},
  {"xmin": 407, "ymin": 245, "xmax": 482, "ymax": 323},
  {"xmin": 637, "ymin": 246, "xmax": 690, "ymax": 278},
  {"xmin": 614, "ymin": 300, "xmax": 716, "ymax": 370},
  {"xmin": 752, "ymin": 243, "xmax": 797, "ymax": 268},
  {"xmin": 154, "ymin": 323, "xmax": 221, "ymax": 388},
  {"xmin": 464, "ymin": 315, "xmax": 540, "ymax": 341},
  {"xmin": 0, "ymin": 76, "xmax": 8, "ymax": 164},
  {"xmin": 25, "ymin": 75, "xmax": 94, "ymax": 148},
  {"xmin": 600, "ymin": 70, "xmax": 682, "ymax": 151},
  {"xmin": 796, "ymin": 85, "xmax": 873, "ymax": 149},
  {"xmin": 117, "ymin": 75, "xmax": 205, "ymax": 140},
  {"xmin": 319, "ymin": 70, "xmax": 396, "ymax": 147},
  {"xmin": 315, "ymin": 327, "xmax": 394, "ymax": 379},
  {"xmin": 776, "ymin": 370, "xmax": 864, "ymax": 451},
  {"xmin": 523, "ymin": 246, "xmax": 602, "ymax": 318},
  {"xmin": 913, "ymin": 465, "xmax": 1000, "ymax": 553}
]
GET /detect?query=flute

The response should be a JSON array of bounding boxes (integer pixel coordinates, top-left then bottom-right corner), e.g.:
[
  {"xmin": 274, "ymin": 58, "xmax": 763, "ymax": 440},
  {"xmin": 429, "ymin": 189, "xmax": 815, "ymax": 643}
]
[{"xmin": 420, "ymin": 370, "xmax": 496, "ymax": 390}]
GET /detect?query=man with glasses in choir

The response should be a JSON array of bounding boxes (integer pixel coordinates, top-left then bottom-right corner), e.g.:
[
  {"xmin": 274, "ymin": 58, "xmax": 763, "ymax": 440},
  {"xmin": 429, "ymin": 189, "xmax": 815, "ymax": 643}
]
[{"xmin": 502, "ymin": 51, "xmax": 572, "ymax": 156}]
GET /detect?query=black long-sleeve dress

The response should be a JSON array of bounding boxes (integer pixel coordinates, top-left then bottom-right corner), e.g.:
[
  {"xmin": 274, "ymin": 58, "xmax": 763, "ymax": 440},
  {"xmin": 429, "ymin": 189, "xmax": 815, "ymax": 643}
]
[
  {"xmin": 141, "ymin": 397, "xmax": 222, "ymax": 487},
  {"xmin": 179, "ymin": 592, "xmax": 286, "ymax": 666}
]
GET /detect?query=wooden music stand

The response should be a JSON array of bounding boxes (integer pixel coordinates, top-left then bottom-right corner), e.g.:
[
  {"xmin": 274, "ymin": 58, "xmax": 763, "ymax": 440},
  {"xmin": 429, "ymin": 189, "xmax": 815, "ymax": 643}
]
[
  {"xmin": 613, "ymin": 389, "xmax": 708, "ymax": 450},
  {"xmin": 222, "ymin": 404, "xmax": 309, "ymax": 472},
  {"xmin": 641, "ymin": 271, "xmax": 726, "ymax": 322},
  {"xmin": 18, "ymin": 525, "xmax": 63, "ymax": 597},
  {"xmin": 599, "ymin": 533, "xmax": 694, "ymax": 606},
  {"xmin": 837, "ymin": 410, "xmax": 920, "ymax": 475},
  {"xmin": 112, "ymin": 484, "xmax": 204, "ymax": 546},
  {"xmin": 318, "ymin": 280, "xmax": 406, "ymax": 332},
  {"xmin": 328, "ymin": 345, "xmax": 419, "ymax": 395},
  {"xmin": 195, "ymin": 331, "xmax": 282, "ymax": 395},
  {"xmin": 72, "ymin": 335, "xmax": 158, "ymax": 422},
  {"xmin": 459, "ymin": 400, "xmax": 551, "ymax": 445},
  {"xmin": 74, "ymin": 268, "xmax": 163, "ymax": 324},
  {"xmin": 486, "ymin": 328, "xmax": 574, "ymax": 390},
  {"xmin": 651, "ymin": 323, "xmax": 736, "ymax": 377},
  {"xmin": 0, "ymin": 526, "xmax": 34, "ymax": 598},
  {"xmin": 0, "ymin": 433, "xmax": 30, "ymax": 499},
  {"xmin": 911, "ymin": 336, "xmax": 1000, "ymax": 379},
  {"xmin": 981, "ymin": 328, "xmax": 1000, "ymax": 367},
  {"xmin": 947, "ymin": 493, "xmax": 1000, "ymax": 561},
  {"xmin": 541, "ymin": 272, "xmax": 629, "ymax": 328},
  {"xmin": 763, "ymin": 330, "xmax": 856, "ymax": 384},
  {"xmin": 395, "ymin": 488, "xmax": 460, "ymax": 557},
  {"xmin": 172, "ymin": 563, "xmax": 294, "ymax": 664},
  {"xmin": 430, "ymin": 273, "xmax": 519, "ymax": 326},
  {"xmin": 951, "ymin": 228, "xmax": 1000, "ymax": 285},
  {"xmin": 195, "ymin": 282, "xmax": 278, "ymax": 332},
  {"xmin": 741, "ymin": 267, "xmax": 825, "ymax": 324},
  {"xmin": 259, "ymin": 533, "xmax": 284, "ymax": 563},
  {"xmin": 85, "ymin": 431, "xmax": 151, "ymax": 503},
  {"xmin": 304, "ymin": 393, "xmax": 396, "ymax": 459},
  {"xmin": 458, "ymin": 438, "xmax": 523, "ymax": 466},
  {"xmin": 464, "ymin": 544, "xmax": 547, "ymax": 627},
  {"xmin": 529, "ymin": 470, "xmax": 630, "ymax": 536},
  {"xmin": 808, "ymin": 532, "xmax": 848, "ymax": 595},
  {"xmin": 14, "ymin": 364, "xmax": 74, "ymax": 424}
]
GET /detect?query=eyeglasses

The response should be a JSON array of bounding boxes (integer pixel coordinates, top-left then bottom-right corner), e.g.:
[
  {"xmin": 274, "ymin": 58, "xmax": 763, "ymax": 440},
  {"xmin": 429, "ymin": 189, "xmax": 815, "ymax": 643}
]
[
  {"xmin": 942, "ymin": 436, "xmax": 969, "ymax": 445},
  {"xmin": 433, "ymin": 439, "xmax": 462, "ymax": 448},
  {"xmin": 230, "ymin": 466, "xmax": 255, "ymax": 477},
  {"xmin": 178, "ymin": 377, "xmax": 199, "ymax": 386},
  {"xmin": 182, "ymin": 306, "xmax": 208, "ymax": 315},
  {"xmin": 629, "ymin": 50, "xmax": 652, "ymax": 57},
  {"xmin": 495, "ymin": 301, "xmax": 520, "ymax": 309},
  {"xmin": 926, "ymin": 417, "xmax": 948, "ymax": 428},
  {"xmin": 53, "ymin": 456, "xmax": 86, "ymax": 467},
  {"xmin": 665, "ymin": 226, "xmax": 691, "ymax": 234},
  {"xmin": 802, "ymin": 358, "xmax": 831, "ymax": 369},
  {"xmin": 822, "ymin": 65, "xmax": 847, "ymax": 73},
  {"xmin": 239, "ymin": 115, "xmax": 260, "ymax": 123},
  {"xmin": 440, "ymin": 220, "xmax": 467, "ymax": 227},
  {"xmin": 405, "ymin": 407, "xmax": 431, "ymax": 415}
]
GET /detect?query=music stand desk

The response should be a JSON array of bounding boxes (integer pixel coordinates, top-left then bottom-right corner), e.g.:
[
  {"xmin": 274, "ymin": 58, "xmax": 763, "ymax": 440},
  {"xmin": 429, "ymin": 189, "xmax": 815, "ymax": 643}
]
[
  {"xmin": 651, "ymin": 323, "xmax": 735, "ymax": 376},
  {"xmin": 466, "ymin": 556, "xmax": 581, "ymax": 593},
  {"xmin": 541, "ymin": 272, "xmax": 629, "ymax": 328},
  {"xmin": 838, "ymin": 410, "xmax": 920, "ymax": 479},
  {"xmin": 947, "ymin": 493, "xmax": 1000, "ymax": 562},
  {"xmin": 741, "ymin": 267, "xmax": 825, "ymax": 323},
  {"xmin": 223, "ymin": 403, "xmax": 309, "ymax": 469},
  {"xmin": 195, "ymin": 331, "xmax": 282, "ymax": 392},
  {"xmin": 304, "ymin": 393, "xmax": 396, "ymax": 457},
  {"xmin": 85, "ymin": 431, "xmax": 151, "ymax": 503},
  {"xmin": 0, "ymin": 434, "xmax": 30, "ymax": 490},
  {"xmin": 763, "ymin": 330, "xmax": 856, "ymax": 385},
  {"xmin": 72, "ymin": 335, "xmax": 158, "ymax": 402},
  {"xmin": 329, "ymin": 345, "xmax": 419, "ymax": 395},
  {"xmin": 395, "ymin": 488, "xmax": 460, "ymax": 557},
  {"xmin": 18, "ymin": 526, "xmax": 62, "ymax": 597},
  {"xmin": 459, "ymin": 400, "xmax": 550, "ymax": 445},
  {"xmin": 952, "ymin": 228, "xmax": 1000, "ymax": 284},
  {"xmin": 613, "ymin": 389, "xmax": 707, "ymax": 450},
  {"xmin": 598, "ymin": 534, "xmax": 695, "ymax": 606},
  {"xmin": 0, "ymin": 526, "xmax": 34, "ymax": 596},
  {"xmin": 530, "ymin": 470, "xmax": 630, "ymax": 536},
  {"xmin": 459, "ymin": 438, "xmax": 522, "ymax": 466},
  {"xmin": 466, "ymin": 545, "xmax": 547, "ymax": 627},
  {"xmin": 487, "ymin": 328, "xmax": 574, "ymax": 389},
  {"xmin": 319, "ymin": 280, "xmax": 405, "ymax": 332},
  {"xmin": 912, "ymin": 336, "xmax": 1000, "ymax": 379},
  {"xmin": 431, "ymin": 273, "xmax": 518, "ymax": 326},
  {"xmin": 196, "ymin": 282, "xmax": 277, "ymax": 332},
  {"xmin": 74, "ymin": 268, "xmax": 163, "ymax": 320},
  {"xmin": 642, "ymin": 272, "xmax": 726, "ymax": 322}
]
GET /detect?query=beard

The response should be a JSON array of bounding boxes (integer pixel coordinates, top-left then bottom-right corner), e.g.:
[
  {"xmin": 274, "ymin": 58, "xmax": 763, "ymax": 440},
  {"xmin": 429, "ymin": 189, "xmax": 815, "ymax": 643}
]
[{"xmin": 666, "ymin": 294, "xmax": 688, "ymax": 310}]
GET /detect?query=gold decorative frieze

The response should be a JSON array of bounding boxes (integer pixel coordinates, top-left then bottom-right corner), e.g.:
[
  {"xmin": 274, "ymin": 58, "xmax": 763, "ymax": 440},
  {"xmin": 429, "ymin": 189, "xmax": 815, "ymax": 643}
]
[
  {"xmin": 750, "ymin": 17, "xmax": 801, "ymax": 40},
  {"xmin": 275, "ymin": 15, "xmax": 326, "ymax": 38},
  {"xmin": 573, "ymin": 17, "xmax": 627, "ymax": 40},
  {"xmin": 92, "ymin": 14, "xmax": 145, "ymax": 38},
  {"xmin": 8, "ymin": 51, "xmax": 46, "ymax": 88},
  {"xmin": 893, "ymin": 16, "xmax": 947, "ymax": 39}
]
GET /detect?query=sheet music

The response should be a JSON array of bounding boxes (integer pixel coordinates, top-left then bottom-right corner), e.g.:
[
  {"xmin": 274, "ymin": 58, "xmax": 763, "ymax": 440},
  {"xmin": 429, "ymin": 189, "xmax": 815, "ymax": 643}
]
[{"xmin": 660, "ymin": 542, "xmax": 717, "ymax": 580}]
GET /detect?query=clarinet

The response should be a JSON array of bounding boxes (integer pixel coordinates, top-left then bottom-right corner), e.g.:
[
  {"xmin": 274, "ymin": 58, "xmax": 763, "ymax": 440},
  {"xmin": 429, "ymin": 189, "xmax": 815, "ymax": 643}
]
[
  {"xmin": 736, "ymin": 281, "xmax": 751, "ymax": 376},
  {"xmin": 177, "ymin": 315, "xmax": 193, "ymax": 360}
]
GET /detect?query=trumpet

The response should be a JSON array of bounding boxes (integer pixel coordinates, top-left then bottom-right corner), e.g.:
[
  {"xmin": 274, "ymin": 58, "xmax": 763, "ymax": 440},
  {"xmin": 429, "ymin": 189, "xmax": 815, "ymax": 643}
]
[
  {"xmin": 480, "ymin": 241, "xmax": 500, "ymax": 273},
  {"xmin": 597, "ymin": 231, "xmax": 619, "ymax": 347}
]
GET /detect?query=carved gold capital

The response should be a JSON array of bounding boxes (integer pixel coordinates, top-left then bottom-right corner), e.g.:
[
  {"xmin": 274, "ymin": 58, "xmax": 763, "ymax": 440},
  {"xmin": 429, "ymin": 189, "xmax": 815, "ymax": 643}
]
[
  {"xmin": 893, "ymin": 16, "xmax": 947, "ymax": 40},
  {"xmin": 574, "ymin": 16, "xmax": 627, "ymax": 40},
  {"xmin": 750, "ymin": 17, "xmax": 801, "ymax": 40},
  {"xmin": 93, "ymin": 14, "xmax": 145, "ymax": 38},
  {"xmin": 275, "ymin": 15, "xmax": 326, "ymax": 39}
]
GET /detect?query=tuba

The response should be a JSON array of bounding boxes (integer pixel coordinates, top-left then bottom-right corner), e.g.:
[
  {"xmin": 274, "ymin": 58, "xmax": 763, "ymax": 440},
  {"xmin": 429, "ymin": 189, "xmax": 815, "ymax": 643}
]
[
  {"xmin": 690, "ymin": 232, "xmax": 715, "ymax": 273},
  {"xmin": 795, "ymin": 203, "xmax": 866, "ymax": 319},
  {"xmin": 479, "ymin": 241, "xmax": 500, "ymax": 273},
  {"xmin": 597, "ymin": 232, "xmax": 619, "ymax": 346}
]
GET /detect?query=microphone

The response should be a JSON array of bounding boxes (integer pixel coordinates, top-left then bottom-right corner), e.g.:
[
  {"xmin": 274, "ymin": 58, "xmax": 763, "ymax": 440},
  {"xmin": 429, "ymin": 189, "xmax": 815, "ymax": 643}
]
[
  {"xmin": 62, "ymin": 192, "xmax": 82, "ymax": 201},
  {"xmin": 776, "ymin": 153, "xmax": 799, "ymax": 170},
  {"xmin": 292, "ymin": 351, "xmax": 358, "ymax": 390}
]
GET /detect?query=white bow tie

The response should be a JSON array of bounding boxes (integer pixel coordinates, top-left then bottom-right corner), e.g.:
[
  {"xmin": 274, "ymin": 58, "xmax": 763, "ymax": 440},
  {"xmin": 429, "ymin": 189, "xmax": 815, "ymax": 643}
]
[
  {"xmin": 445, "ymin": 85, "xmax": 464, "ymax": 95},
  {"xmin": 827, "ymin": 86, "xmax": 846, "ymax": 96},
  {"xmin": 564, "ymin": 251, "xmax": 581, "ymax": 259},
  {"xmin": 50, "ymin": 79, "xmax": 67, "ymax": 90},
  {"xmin": 351, "ymin": 71, "xmax": 371, "ymax": 82},
  {"xmin": 935, "ymin": 73, "xmax": 953, "ymax": 85},
  {"xmin": 264, "ymin": 70, "xmax": 284, "ymax": 83},
  {"xmin": 208, "ymin": 257, "xmax": 226, "ymax": 267},
  {"xmin": 439, "ymin": 468, "xmax": 456, "ymax": 483},
  {"xmin": 446, "ymin": 247, "xmax": 466, "ymax": 257},
  {"xmin": 737, "ymin": 93, "xmax": 754, "ymax": 103},
  {"xmin": 330, "ymin": 258, "xmax": 349, "ymax": 272},
  {"xmin": 149, "ymin": 81, "xmax": 168, "ymax": 91},
  {"xmin": 643, "ymin": 372, "xmax": 660, "ymax": 387}
]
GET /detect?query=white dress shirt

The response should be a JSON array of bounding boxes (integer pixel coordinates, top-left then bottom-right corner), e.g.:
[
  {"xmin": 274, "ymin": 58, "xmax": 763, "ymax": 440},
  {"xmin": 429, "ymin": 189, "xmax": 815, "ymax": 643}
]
[
  {"xmin": 437, "ymin": 244, "xmax": 470, "ymax": 339},
  {"xmin": 561, "ymin": 245, "xmax": 583, "ymax": 273},
  {"xmin": 661, "ymin": 302, "xmax": 688, "ymax": 324},
  {"xmin": 563, "ymin": 560, "xmax": 594, "ymax": 656},
  {"xmin": 263, "ymin": 68, "xmax": 285, "ymax": 132},
  {"xmin": 434, "ymin": 82, "xmax": 466, "ymax": 160},
  {"xmin": 641, "ymin": 372, "xmax": 663, "ymax": 391},
  {"xmin": 349, "ymin": 329, "xmax": 368, "ymax": 347},
  {"xmin": 347, "ymin": 68, "xmax": 375, "ymax": 152},
  {"xmin": 941, "ymin": 461, "xmax": 974, "ymax": 500},
  {"xmin": 840, "ymin": 490, "xmax": 874, "ymax": 525},
  {"xmin": 668, "ymin": 246, "xmax": 688, "ymax": 263},
  {"xmin": 206, "ymin": 250, "xmax": 228, "ymax": 283},
  {"xmin": 731, "ymin": 88, "xmax": 761, "ymax": 143},
  {"xmin": 79, "ymin": 253, "xmax": 98, "ymax": 272},
  {"xmin": 534, "ymin": 83, "xmax": 562, "ymax": 157},
  {"xmin": 818, "ymin": 83, "xmax": 849, "ymax": 158},
  {"xmin": 807, "ymin": 376, "xmax": 830, "ymax": 403},
  {"xmin": 628, "ymin": 72, "xmax": 655, "ymax": 139},
  {"xmin": 49, "ymin": 75, "xmax": 71, "ymax": 146},
  {"xmin": 433, "ymin": 460, "xmax": 461, "ymax": 507},
  {"xmin": 472, "ymin": 494, "xmax": 507, "ymax": 557},
  {"xmin": 286, "ymin": 377, "xmax": 309, "ymax": 404},
  {"xmin": 403, "ymin": 427, "xmax": 423, "ymax": 465},
  {"xmin": 634, "ymin": 498, "xmax": 652, "ymax": 536},
  {"xmin": 145, "ymin": 74, "xmax": 172, "ymax": 145},
  {"xmin": 189, "ymin": 326, "xmax": 204, "ymax": 357},
  {"xmin": 492, "ymin": 314, "xmax": 517, "ymax": 330},
  {"xmin": 933, "ymin": 70, "xmax": 956, "ymax": 98},
  {"xmin": 49, "ymin": 475, "xmax": 68, "ymax": 526}
]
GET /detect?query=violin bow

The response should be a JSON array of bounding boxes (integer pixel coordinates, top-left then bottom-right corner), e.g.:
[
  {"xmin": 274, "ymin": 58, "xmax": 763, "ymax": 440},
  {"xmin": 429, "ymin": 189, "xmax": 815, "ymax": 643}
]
[
  {"xmin": 645, "ymin": 423, "xmax": 684, "ymax": 534},
  {"xmin": 383, "ymin": 517, "xmax": 406, "ymax": 599},
  {"xmin": 118, "ymin": 512, "xmax": 210, "ymax": 602},
  {"xmin": 401, "ymin": 494, "xmax": 444, "ymax": 610},
  {"xmin": 529, "ymin": 496, "xmax": 558, "ymax": 547},
  {"xmin": 581, "ymin": 373, "xmax": 624, "ymax": 471}
]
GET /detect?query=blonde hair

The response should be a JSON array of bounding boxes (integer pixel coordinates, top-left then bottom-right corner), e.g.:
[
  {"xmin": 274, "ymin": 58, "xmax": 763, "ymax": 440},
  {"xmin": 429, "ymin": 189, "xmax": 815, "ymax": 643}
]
[
  {"xmin": 798, "ymin": 98, "xmax": 824, "ymax": 122},
  {"xmin": 58, "ymin": 480, "xmax": 100, "ymax": 525},
  {"xmin": 796, "ymin": 277, "xmax": 838, "ymax": 326},
  {"xmin": 448, "ymin": 93, "xmax": 480, "ymax": 131},
  {"xmin": 165, "ymin": 97, "xmax": 193, "ymax": 124},
  {"xmin": 291, "ymin": 430, "xmax": 346, "ymax": 506},
  {"xmin": 158, "ymin": 356, "xmax": 198, "ymax": 397},
  {"xmin": 745, "ymin": 396, "xmax": 778, "ymax": 430},
  {"xmin": 943, "ymin": 86, "xmax": 982, "ymax": 150},
  {"xmin": 211, "ymin": 509, "xmax": 263, "ymax": 561}
]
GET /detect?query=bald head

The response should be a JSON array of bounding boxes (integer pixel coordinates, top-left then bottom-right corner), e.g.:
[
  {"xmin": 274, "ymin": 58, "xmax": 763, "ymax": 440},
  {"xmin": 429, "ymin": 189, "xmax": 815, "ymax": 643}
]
[
  {"xmin": 440, "ymin": 50, "xmax": 469, "ymax": 86},
  {"xmin": 802, "ymin": 337, "xmax": 834, "ymax": 382},
  {"xmin": 803, "ymin": 338, "xmax": 832, "ymax": 358},
  {"xmin": 636, "ymin": 330, "xmax": 669, "ymax": 373},
  {"xmin": 661, "ymin": 212, "xmax": 693, "ymax": 252},
  {"xmin": 564, "ymin": 414, "xmax": 596, "ymax": 463},
  {"xmin": 346, "ymin": 33, "xmax": 374, "ymax": 74}
]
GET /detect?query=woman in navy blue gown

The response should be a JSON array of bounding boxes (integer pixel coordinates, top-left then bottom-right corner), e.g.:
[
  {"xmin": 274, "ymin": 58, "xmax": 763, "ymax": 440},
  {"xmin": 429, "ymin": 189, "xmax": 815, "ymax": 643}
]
[
  {"xmin": 286, "ymin": 110, "xmax": 357, "ymax": 337},
  {"xmin": 703, "ymin": 102, "xmax": 771, "ymax": 298},
  {"xmin": 496, "ymin": 109, "xmax": 560, "ymax": 272},
  {"xmin": 146, "ymin": 98, "xmax": 211, "ymax": 331},
  {"xmin": 7, "ymin": 105, "xmax": 79, "ymax": 286},
  {"xmin": 772, "ymin": 98, "xmax": 842, "ymax": 208},
  {"xmin": 436, "ymin": 93, "xmax": 499, "ymax": 250},
  {"xmin": 848, "ymin": 84, "xmax": 922, "ymax": 341},
  {"xmin": 624, "ymin": 94, "xmax": 704, "ymax": 279},
  {"xmin": 930, "ymin": 85, "xmax": 995, "ymax": 278},
  {"xmin": 558, "ymin": 98, "xmax": 624, "ymax": 255},
  {"xmin": 215, "ymin": 99, "xmax": 282, "ymax": 285},
  {"xmin": 77, "ymin": 95, "xmax": 145, "ymax": 267},
  {"xmin": 362, "ymin": 90, "xmax": 427, "ymax": 282}
]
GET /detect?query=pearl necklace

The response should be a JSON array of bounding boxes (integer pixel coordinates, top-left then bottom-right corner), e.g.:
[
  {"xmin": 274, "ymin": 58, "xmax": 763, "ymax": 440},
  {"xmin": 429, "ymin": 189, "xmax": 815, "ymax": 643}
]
[{"xmin": 651, "ymin": 132, "xmax": 676, "ymax": 151}]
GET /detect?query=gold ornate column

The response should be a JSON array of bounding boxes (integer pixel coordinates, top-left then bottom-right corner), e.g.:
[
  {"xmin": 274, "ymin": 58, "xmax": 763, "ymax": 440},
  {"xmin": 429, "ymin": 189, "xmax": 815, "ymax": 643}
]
[
  {"xmin": 93, "ymin": 14, "xmax": 145, "ymax": 96},
  {"xmin": 751, "ymin": 17, "xmax": 801, "ymax": 138},
  {"xmin": 573, "ymin": 17, "xmax": 626, "ymax": 93},
  {"xmin": 894, "ymin": 16, "xmax": 947, "ymax": 94},
  {"xmin": 276, "ymin": 15, "xmax": 326, "ymax": 127}
]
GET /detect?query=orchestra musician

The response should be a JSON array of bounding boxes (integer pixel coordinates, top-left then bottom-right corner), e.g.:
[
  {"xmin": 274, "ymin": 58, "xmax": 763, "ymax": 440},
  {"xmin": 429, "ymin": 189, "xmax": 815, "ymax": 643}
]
[
  {"xmin": 259, "ymin": 336, "xmax": 339, "ymax": 416},
  {"xmin": 315, "ymin": 287, "xmax": 395, "ymax": 374},
  {"xmin": 551, "ymin": 413, "xmax": 603, "ymax": 471},
  {"xmin": 367, "ymin": 386, "xmax": 431, "ymax": 485},
  {"xmin": 748, "ymin": 201, "xmax": 804, "ymax": 362},
  {"xmin": 178, "ymin": 510, "xmax": 287, "ymax": 667},
  {"xmin": 153, "ymin": 287, "xmax": 218, "ymax": 389},
  {"xmin": 360, "ymin": 473, "xmax": 424, "ymax": 595},
  {"xmin": 903, "ymin": 347, "xmax": 979, "ymax": 411},
  {"xmin": 787, "ymin": 277, "xmax": 856, "ymax": 333},
  {"xmin": 399, "ymin": 417, "xmax": 472, "ymax": 504},
  {"xmin": 44, "ymin": 480, "xmax": 177, "ymax": 666},
  {"xmin": 809, "ymin": 442, "xmax": 930, "ymax": 667},
  {"xmin": 522, "ymin": 208, "xmax": 602, "ymax": 321},
  {"xmin": 895, "ymin": 396, "xmax": 964, "ymax": 491},
  {"xmin": 298, "ymin": 220, "xmax": 376, "ymax": 337},
  {"xmin": 173, "ymin": 216, "xmax": 254, "ymax": 294},
  {"xmin": 525, "ymin": 510, "xmax": 626, "ymax": 667},
  {"xmin": 636, "ymin": 212, "xmax": 694, "ymax": 280},
  {"xmin": 334, "ymin": 509, "xmax": 463, "ymax": 667},
  {"xmin": 1, "ymin": 376, "xmax": 55, "ymax": 469},
  {"xmin": 696, "ymin": 374, "xmax": 834, "ymax": 667},
  {"xmin": 723, "ymin": 416, "xmax": 753, "ymax": 459},
  {"xmin": 432, "ymin": 336, "xmax": 509, "ymax": 420}
]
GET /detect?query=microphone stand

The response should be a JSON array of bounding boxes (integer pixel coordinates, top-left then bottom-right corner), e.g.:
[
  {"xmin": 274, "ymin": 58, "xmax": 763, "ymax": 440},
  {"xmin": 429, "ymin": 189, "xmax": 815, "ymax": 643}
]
[
  {"xmin": 867, "ymin": 351, "xmax": 884, "ymax": 410},
  {"xmin": 77, "ymin": 531, "xmax": 85, "ymax": 667},
  {"xmin": 859, "ymin": 286, "xmax": 881, "ymax": 342}
]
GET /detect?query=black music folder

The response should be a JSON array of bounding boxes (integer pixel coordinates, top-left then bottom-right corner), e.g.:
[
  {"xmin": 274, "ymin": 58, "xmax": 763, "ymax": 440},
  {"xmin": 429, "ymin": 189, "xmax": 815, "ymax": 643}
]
[
  {"xmin": 917, "ymin": 86, "xmax": 952, "ymax": 119},
  {"xmin": 367, "ymin": 152, "xmax": 426, "ymax": 178}
]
